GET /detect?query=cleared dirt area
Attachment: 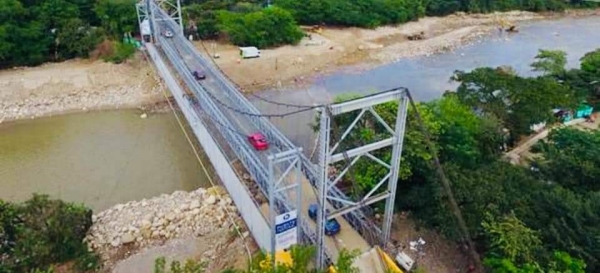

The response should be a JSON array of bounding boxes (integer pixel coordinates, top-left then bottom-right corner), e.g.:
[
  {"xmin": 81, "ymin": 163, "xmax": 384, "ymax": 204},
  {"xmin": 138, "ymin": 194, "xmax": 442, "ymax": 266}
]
[{"xmin": 390, "ymin": 214, "xmax": 472, "ymax": 272}]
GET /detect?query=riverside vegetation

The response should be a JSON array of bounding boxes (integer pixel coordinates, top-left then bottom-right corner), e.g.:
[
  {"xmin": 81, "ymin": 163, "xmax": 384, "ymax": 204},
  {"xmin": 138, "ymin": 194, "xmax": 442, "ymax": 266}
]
[
  {"xmin": 2, "ymin": 0, "xmax": 599, "ymax": 68},
  {"xmin": 320, "ymin": 48, "xmax": 600, "ymax": 272}
]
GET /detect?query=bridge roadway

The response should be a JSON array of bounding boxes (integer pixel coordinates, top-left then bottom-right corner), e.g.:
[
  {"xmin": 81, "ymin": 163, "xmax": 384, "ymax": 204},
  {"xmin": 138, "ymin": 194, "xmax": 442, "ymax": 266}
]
[{"xmin": 150, "ymin": 5, "xmax": 372, "ymax": 264}]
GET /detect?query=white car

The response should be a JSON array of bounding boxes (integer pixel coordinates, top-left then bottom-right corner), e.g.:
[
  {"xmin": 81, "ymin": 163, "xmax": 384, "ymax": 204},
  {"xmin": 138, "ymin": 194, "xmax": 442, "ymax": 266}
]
[{"xmin": 164, "ymin": 30, "xmax": 173, "ymax": 38}]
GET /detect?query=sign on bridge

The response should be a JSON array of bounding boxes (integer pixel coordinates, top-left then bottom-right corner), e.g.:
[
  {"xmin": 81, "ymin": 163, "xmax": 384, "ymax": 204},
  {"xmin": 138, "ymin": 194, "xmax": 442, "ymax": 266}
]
[{"xmin": 275, "ymin": 210, "xmax": 298, "ymax": 251}]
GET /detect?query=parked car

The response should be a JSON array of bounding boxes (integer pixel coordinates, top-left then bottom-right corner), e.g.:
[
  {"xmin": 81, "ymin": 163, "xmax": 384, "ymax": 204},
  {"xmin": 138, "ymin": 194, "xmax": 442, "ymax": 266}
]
[
  {"xmin": 163, "ymin": 30, "xmax": 173, "ymax": 38},
  {"xmin": 308, "ymin": 203, "xmax": 341, "ymax": 236},
  {"xmin": 248, "ymin": 132, "xmax": 269, "ymax": 150},
  {"xmin": 192, "ymin": 70, "xmax": 206, "ymax": 80}
]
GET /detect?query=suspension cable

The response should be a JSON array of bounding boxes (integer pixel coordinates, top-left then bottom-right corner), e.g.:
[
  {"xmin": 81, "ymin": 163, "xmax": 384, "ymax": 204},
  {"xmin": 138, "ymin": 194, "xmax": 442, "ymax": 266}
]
[
  {"xmin": 199, "ymin": 86, "xmax": 320, "ymax": 118},
  {"xmin": 248, "ymin": 92, "xmax": 323, "ymax": 109},
  {"xmin": 185, "ymin": 94, "xmax": 250, "ymax": 137}
]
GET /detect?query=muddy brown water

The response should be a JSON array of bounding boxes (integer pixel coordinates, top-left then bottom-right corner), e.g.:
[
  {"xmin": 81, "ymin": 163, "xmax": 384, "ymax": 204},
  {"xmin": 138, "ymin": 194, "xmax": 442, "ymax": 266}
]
[{"xmin": 0, "ymin": 110, "xmax": 210, "ymax": 211}]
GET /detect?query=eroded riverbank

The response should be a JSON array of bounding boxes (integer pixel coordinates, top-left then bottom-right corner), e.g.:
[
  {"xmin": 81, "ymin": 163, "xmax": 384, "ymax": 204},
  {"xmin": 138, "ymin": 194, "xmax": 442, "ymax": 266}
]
[{"xmin": 0, "ymin": 56, "xmax": 165, "ymax": 123}]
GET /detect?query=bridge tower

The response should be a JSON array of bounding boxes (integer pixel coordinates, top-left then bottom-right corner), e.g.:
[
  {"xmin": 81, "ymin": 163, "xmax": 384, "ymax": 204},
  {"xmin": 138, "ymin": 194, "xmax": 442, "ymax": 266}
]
[
  {"xmin": 315, "ymin": 88, "xmax": 409, "ymax": 268},
  {"xmin": 153, "ymin": 0, "xmax": 183, "ymax": 35},
  {"xmin": 136, "ymin": 0, "xmax": 183, "ymax": 43}
]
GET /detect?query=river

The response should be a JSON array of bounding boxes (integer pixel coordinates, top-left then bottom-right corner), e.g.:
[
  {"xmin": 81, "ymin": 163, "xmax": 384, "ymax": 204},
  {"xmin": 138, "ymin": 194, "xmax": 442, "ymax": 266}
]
[
  {"xmin": 0, "ymin": 110, "xmax": 210, "ymax": 211},
  {"xmin": 253, "ymin": 16, "xmax": 600, "ymax": 150},
  {"xmin": 2, "ymin": 16, "xmax": 598, "ymax": 210}
]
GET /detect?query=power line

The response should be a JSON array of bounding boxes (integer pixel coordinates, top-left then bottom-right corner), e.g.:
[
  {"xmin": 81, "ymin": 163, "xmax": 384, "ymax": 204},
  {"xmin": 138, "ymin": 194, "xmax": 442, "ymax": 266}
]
[{"xmin": 185, "ymin": 95, "xmax": 250, "ymax": 137}]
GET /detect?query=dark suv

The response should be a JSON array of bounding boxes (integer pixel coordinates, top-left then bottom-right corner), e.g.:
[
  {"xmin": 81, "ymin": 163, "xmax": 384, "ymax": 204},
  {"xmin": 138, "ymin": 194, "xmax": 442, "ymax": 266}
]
[
  {"xmin": 192, "ymin": 70, "xmax": 206, "ymax": 80},
  {"xmin": 308, "ymin": 203, "xmax": 341, "ymax": 236}
]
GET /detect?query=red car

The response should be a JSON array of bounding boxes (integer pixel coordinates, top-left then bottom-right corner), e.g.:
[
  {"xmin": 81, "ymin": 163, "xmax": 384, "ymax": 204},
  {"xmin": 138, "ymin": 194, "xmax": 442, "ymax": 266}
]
[{"xmin": 248, "ymin": 133, "xmax": 269, "ymax": 150}]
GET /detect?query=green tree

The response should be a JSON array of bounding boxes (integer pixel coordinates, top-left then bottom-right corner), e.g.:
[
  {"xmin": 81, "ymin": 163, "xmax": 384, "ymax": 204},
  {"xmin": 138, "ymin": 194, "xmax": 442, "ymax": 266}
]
[
  {"xmin": 218, "ymin": 6, "xmax": 303, "ymax": 48},
  {"xmin": 453, "ymin": 65, "xmax": 577, "ymax": 140},
  {"xmin": 482, "ymin": 213, "xmax": 542, "ymax": 264},
  {"xmin": 531, "ymin": 49, "xmax": 567, "ymax": 76},
  {"xmin": 94, "ymin": 0, "xmax": 137, "ymax": 37},
  {"xmin": 536, "ymin": 128, "xmax": 600, "ymax": 192},
  {"xmin": 0, "ymin": 195, "xmax": 98, "ymax": 272},
  {"xmin": 548, "ymin": 251, "xmax": 586, "ymax": 273},
  {"xmin": 580, "ymin": 49, "xmax": 600, "ymax": 75},
  {"xmin": 37, "ymin": 0, "xmax": 80, "ymax": 29},
  {"xmin": 57, "ymin": 18, "xmax": 102, "ymax": 58}
]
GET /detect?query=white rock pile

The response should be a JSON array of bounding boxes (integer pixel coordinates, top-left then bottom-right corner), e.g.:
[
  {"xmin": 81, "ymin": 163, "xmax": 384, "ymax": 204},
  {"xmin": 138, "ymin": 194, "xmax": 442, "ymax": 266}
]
[{"xmin": 85, "ymin": 187, "xmax": 238, "ymax": 256}]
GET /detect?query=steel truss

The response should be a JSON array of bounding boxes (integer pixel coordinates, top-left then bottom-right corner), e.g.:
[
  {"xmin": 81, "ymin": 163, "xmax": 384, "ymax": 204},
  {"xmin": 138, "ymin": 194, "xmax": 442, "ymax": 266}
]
[
  {"xmin": 315, "ymin": 89, "xmax": 409, "ymax": 268},
  {"xmin": 267, "ymin": 148, "xmax": 303, "ymax": 265},
  {"xmin": 135, "ymin": 1, "xmax": 151, "ymax": 41},
  {"xmin": 154, "ymin": 0, "xmax": 183, "ymax": 35}
]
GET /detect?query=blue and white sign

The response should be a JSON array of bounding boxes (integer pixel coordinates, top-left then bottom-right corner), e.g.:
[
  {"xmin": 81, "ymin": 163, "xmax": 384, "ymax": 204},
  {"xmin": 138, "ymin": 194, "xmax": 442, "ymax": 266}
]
[{"xmin": 275, "ymin": 210, "xmax": 298, "ymax": 250}]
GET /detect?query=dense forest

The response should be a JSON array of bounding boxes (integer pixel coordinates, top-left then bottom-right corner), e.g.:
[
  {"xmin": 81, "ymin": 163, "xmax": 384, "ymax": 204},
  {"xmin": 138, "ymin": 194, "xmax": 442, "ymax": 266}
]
[
  {"xmin": 1, "ymin": 0, "xmax": 598, "ymax": 68},
  {"xmin": 0, "ymin": 0, "xmax": 138, "ymax": 67},
  {"xmin": 325, "ymin": 48, "xmax": 600, "ymax": 272}
]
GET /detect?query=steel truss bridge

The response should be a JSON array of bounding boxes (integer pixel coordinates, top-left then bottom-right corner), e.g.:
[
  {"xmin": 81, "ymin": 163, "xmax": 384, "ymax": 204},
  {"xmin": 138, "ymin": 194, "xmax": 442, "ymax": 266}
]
[{"xmin": 136, "ymin": 0, "xmax": 409, "ymax": 269}]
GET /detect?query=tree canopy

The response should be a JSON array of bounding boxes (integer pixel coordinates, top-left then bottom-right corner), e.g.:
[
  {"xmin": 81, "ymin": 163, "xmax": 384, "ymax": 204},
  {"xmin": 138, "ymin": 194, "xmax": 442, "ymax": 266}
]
[{"xmin": 328, "ymin": 49, "xmax": 600, "ymax": 272}]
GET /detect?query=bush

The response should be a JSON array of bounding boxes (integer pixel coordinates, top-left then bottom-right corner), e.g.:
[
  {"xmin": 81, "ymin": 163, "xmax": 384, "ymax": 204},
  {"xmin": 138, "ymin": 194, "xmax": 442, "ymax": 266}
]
[
  {"xmin": 0, "ymin": 195, "xmax": 97, "ymax": 272},
  {"xmin": 101, "ymin": 41, "xmax": 136, "ymax": 63},
  {"xmin": 217, "ymin": 6, "xmax": 303, "ymax": 48},
  {"xmin": 275, "ymin": 0, "xmax": 424, "ymax": 28}
]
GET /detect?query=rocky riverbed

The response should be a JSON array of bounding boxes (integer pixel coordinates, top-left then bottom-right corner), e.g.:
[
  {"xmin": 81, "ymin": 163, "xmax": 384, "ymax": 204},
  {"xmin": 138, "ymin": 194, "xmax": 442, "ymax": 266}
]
[
  {"xmin": 85, "ymin": 186, "xmax": 252, "ymax": 271},
  {"xmin": 0, "ymin": 56, "xmax": 164, "ymax": 123}
]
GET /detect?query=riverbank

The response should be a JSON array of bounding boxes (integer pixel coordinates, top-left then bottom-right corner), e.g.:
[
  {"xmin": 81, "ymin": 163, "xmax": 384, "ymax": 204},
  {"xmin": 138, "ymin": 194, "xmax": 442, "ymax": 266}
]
[
  {"xmin": 1, "ymin": 9, "xmax": 598, "ymax": 124},
  {"xmin": 198, "ymin": 8, "xmax": 600, "ymax": 92},
  {"xmin": 0, "ymin": 55, "xmax": 165, "ymax": 123},
  {"xmin": 86, "ymin": 186, "xmax": 255, "ymax": 272}
]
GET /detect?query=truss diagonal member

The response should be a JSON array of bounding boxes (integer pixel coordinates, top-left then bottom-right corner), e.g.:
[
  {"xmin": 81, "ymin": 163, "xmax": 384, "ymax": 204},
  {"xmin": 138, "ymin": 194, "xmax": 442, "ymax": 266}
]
[
  {"xmin": 273, "ymin": 157, "xmax": 299, "ymax": 188},
  {"xmin": 364, "ymin": 152, "xmax": 391, "ymax": 169},
  {"xmin": 330, "ymin": 138, "xmax": 393, "ymax": 163},
  {"xmin": 327, "ymin": 192, "xmax": 390, "ymax": 220},
  {"xmin": 328, "ymin": 155, "xmax": 362, "ymax": 191},
  {"xmin": 363, "ymin": 172, "xmax": 392, "ymax": 200},
  {"xmin": 326, "ymin": 196, "xmax": 356, "ymax": 206},
  {"xmin": 274, "ymin": 183, "xmax": 297, "ymax": 194},
  {"xmin": 368, "ymin": 107, "xmax": 396, "ymax": 136},
  {"xmin": 329, "ymin": 108, "xmax": 367, "ymax": 155}
]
